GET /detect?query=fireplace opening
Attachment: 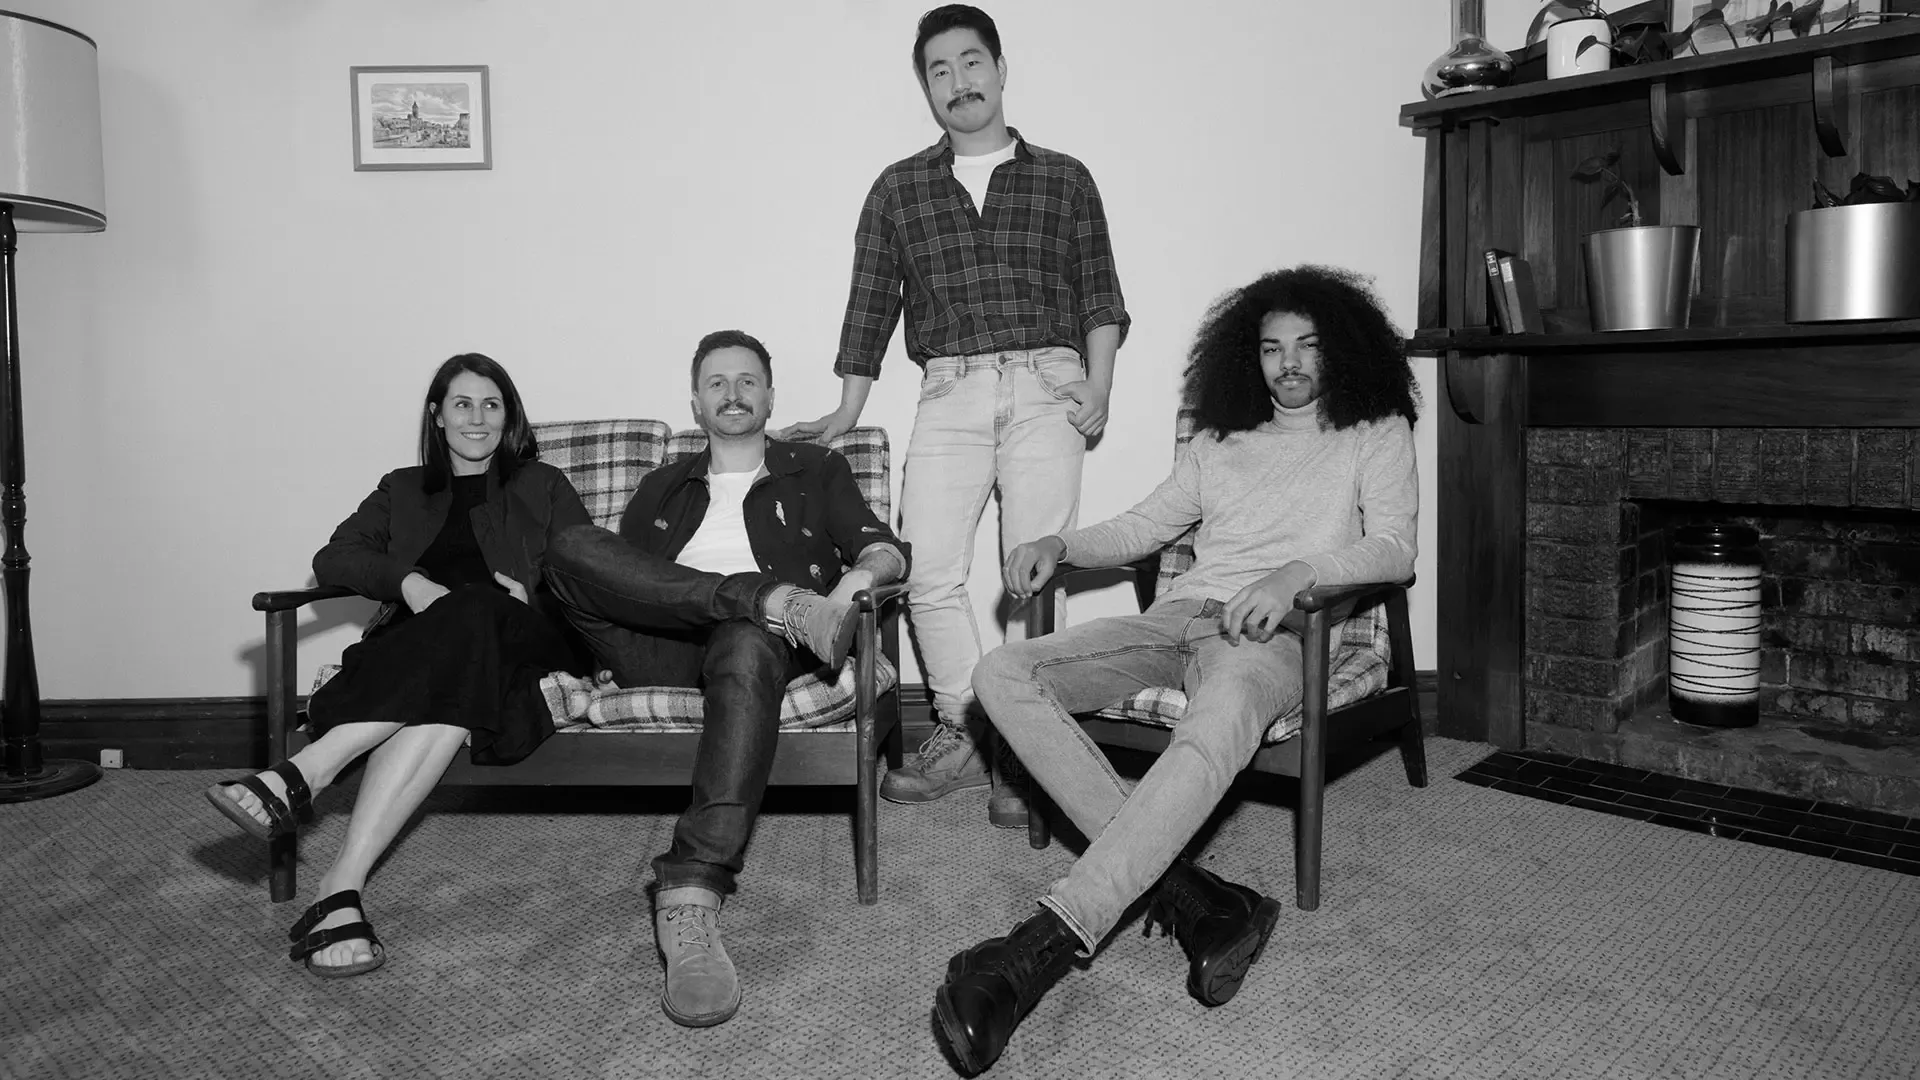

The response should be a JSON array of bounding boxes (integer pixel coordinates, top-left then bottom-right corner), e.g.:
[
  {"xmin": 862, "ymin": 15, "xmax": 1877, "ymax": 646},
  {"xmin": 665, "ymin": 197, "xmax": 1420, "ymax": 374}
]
[{"xmin": 1522, "ymin": 427, "xmax": 1920, "ymax": 812}]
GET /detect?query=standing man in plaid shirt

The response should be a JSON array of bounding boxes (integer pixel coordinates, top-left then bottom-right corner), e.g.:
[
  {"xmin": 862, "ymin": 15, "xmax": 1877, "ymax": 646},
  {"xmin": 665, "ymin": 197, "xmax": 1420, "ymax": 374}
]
[{"xmin": 780, "ymin": 4, "xmax": 1129, "ymax": 829}]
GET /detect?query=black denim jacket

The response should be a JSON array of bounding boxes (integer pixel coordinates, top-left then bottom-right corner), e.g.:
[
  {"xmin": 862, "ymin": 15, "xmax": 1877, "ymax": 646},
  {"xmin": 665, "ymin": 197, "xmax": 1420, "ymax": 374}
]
[{"xmin": 616, "ymin": 439, "xmax": 909, "ymax": 593}]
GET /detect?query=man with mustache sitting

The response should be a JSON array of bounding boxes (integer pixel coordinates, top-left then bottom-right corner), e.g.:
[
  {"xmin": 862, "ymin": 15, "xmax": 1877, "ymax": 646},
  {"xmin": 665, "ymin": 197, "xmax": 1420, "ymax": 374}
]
[
  {"xmin": 932, "ymin": 266, "xmax": 1421, "ymax": 1075},
  {"xmin": 543, "ymin": 330, "xmax": 909, "ymax": 1028},
  {"xmin": 780, "ymin": 4, "xmax": 1130, "ymax": 832}
]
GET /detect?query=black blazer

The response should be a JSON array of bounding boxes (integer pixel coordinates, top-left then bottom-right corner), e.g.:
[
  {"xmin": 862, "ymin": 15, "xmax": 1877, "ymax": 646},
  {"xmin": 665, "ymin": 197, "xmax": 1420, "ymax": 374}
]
[{"xmin": 315, "ymin": 461, "xmax": 591, "ymax": 622}]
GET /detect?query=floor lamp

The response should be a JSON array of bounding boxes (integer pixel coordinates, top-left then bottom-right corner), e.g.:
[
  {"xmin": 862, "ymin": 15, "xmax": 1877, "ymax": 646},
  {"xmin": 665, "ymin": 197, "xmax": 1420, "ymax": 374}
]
[{"xmin": 0, "ymin": 13, "xmax": 108, "ymax": 802}]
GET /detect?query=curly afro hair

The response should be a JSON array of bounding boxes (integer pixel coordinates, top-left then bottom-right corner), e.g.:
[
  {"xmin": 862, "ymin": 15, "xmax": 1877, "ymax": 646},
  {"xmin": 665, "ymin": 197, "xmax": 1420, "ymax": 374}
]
[{"xmin": 1183, "ymin": 265, "xmax": 1418, "ymax": 440}]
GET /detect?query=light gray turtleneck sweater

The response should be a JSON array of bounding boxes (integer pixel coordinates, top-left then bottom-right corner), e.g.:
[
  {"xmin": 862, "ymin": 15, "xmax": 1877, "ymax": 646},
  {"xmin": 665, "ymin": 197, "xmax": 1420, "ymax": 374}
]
[{"xmin": 1058, "ymin": 402, "xmax": 1418, "ymax": 607}]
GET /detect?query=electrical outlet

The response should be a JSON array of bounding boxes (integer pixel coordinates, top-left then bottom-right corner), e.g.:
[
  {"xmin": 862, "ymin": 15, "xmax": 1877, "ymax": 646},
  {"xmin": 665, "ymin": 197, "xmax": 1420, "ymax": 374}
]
[{"xmin": 99, "ymin": 749, "xmax": 124, "ymax": 769}]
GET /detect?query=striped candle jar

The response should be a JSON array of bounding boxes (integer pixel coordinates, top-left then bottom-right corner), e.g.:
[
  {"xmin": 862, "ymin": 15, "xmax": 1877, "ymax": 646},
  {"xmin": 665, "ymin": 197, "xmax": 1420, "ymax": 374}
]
[{"xmin": 1667, "ymin": 524, "xmax": 1763, "ymax": 728}]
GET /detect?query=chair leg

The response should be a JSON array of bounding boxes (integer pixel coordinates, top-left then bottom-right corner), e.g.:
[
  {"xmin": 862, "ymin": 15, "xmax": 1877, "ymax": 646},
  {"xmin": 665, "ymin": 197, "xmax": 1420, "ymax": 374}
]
[
  {"xmin": 1386, "ymin": 589, "xmax": 1428, "ymax": 788},
  {"xmin": 1027, "ymin": 785, "xmax": 1051, "ymax": 849},
  {"xmin": 1399, "ymin": 715, "xmax": 1429, "ymax": 788},
  {"xmin": 270, "ymin": 834, "xmax": 297, "ymax": 904},
  {"xmin": 265, "ymin": 608, "xmax": 298, "ymax": 904},
  {"xmin": 1296, "ymin": 610, "xmax": 1331, "ymax": 912},
  {"xmin": 855, "ymin": 718, "xmax": 879, "ymax": 907},
  {"xmin": 883, "ymin": 705, "xmax": 905, "ymax": 770}
]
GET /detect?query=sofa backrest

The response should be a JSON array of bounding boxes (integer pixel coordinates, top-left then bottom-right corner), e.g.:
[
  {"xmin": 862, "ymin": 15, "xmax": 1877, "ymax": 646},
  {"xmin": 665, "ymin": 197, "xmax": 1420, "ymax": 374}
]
[{"xmin": 531, "ymin": 420, "xmax": 892, "ymax": 531}]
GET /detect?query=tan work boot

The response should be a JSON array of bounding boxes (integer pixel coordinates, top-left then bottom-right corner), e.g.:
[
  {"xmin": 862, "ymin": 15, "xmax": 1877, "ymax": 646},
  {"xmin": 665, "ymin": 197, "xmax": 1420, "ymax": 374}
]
[
  {"xmin": 654, "ymin": 886, "xmax": 740, "ymax": 1027},
  {"xmin": 988, "ymin": 733, "xmax": 1031, "ymax": 829},
  {"xmin": 881, "ymin": 721, "xmax": 990, "ymax": 803},
  {"xmin": 766, "ymin": 585, "xmax": 857, "ymax": 668}
]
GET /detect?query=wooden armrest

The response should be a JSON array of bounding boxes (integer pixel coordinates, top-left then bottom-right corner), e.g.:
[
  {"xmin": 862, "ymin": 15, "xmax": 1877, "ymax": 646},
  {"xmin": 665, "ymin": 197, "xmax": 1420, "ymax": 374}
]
[
  {"xmin": 252, "ymin": 585, "xmax": 356, "ymax": 613},
  {"xmin": 853, "ymin": 582, "xmax": 910, "ymax": 612},
  {"xmin": 1292, "ymin": 579, "xmax": 1410, "ymax": 614}
]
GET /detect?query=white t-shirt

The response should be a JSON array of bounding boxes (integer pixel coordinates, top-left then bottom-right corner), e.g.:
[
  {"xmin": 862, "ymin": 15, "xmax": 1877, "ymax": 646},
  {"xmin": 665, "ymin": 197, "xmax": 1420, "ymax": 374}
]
[
  {"xmin": 950, "ymin": 141, "xmax": 1018, "ymax": 216},
  {"xmin": 675, "ymin": 469, "xmax": 762, "ymax": 576}
]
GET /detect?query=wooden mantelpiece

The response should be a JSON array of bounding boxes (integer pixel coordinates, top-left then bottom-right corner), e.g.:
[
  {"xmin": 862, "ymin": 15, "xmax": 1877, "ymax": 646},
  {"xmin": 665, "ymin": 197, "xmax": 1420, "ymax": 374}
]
[{"xmin": 1404, "ymin": 20, "xmax": 1920, "ymax": 748}]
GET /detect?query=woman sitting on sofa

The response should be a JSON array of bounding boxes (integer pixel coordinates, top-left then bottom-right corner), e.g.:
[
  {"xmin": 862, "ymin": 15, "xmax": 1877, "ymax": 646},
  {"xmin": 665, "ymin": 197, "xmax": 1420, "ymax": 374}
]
[{"xmin": 206, "ymin": 352, "xmax": 589, "ymax": 977}]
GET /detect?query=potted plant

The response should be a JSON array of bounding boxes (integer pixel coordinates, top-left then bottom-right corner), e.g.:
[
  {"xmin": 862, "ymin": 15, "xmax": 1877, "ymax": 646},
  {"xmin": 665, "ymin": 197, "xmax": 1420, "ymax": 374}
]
[
  {"xmin": 1572, "ymin": 149, "xmax": 1700, "ymax": 331},
  {"xmin": 1528, "ymin": 1, "xmax": 1612, "ymax": 79},
  {"xmin": 1787, "ymin": 172, "xmax": 1920, "ymax": 322}
]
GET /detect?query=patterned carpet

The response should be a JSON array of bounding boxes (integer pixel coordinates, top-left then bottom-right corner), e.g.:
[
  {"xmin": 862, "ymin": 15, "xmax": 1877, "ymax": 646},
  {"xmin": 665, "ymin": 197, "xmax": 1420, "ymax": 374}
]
[{"xmin": 3, "ymin": 737, "xmax": 1916, "ymax": 1080}]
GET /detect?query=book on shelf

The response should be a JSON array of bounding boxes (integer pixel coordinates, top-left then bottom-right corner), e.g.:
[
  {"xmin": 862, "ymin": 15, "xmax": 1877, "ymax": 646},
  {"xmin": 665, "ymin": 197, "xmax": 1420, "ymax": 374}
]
[
  {"xmin": 1483, "ymin": 248, "xmax": 1513, "ymax": 332},
  {"xmin": 1483, "ymin": 249, "xmax": 1543, "ymax": 335}
]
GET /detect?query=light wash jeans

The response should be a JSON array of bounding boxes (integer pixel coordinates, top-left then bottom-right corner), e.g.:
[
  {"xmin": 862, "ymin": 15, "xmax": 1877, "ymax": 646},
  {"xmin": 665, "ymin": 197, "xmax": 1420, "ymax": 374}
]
[
  {"xmin": 971, "ymin": 597, "xmax": 1305, "ymax": 951},
  {"xmin": 900, "ymin": 347, "xmax": 1087, "ymax": 729}
]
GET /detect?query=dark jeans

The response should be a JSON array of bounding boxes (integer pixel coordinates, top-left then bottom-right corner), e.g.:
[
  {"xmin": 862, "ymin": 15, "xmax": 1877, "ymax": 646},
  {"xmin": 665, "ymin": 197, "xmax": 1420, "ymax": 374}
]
[{"xmin": 544, "ymin": 524, "xmax": 808, "ymax": 895}]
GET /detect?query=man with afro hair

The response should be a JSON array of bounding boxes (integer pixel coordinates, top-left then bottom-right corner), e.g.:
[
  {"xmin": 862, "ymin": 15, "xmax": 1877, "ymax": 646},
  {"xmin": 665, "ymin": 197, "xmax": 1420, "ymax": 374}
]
[{"xmin": 932, "ymin": 265, "xmax": 1419, "ymax": 1075}]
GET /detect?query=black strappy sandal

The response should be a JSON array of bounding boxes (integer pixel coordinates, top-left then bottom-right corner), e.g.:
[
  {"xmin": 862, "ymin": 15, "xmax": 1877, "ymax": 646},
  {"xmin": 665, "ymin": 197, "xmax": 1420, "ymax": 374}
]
[
  {"xmin": 287, "ymin": 889, "xmax": 386, "ymax": 978},
  {"xmin": 203, "ymin": 760, "xmax": 313, "ymax": 841}
]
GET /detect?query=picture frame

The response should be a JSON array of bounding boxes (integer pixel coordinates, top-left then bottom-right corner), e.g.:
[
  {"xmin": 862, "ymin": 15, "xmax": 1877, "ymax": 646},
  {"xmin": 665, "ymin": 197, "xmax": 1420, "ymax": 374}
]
[
  {"xmin": 1668, "ymin": 1, "xmax": 1881, "ymax": 54},
  {"xmin": 350, "ymin": 65, "xmax": 491, "ymax": 172}
]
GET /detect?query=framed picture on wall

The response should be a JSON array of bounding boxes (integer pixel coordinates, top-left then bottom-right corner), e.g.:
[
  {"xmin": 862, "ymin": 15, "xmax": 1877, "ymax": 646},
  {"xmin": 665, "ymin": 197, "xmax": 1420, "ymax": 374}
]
[
  {"xmin": 1669, "ymin": 1, "xmax": 1881, "ymax": 54},
  {"xmin": 350, "ymin": 65, "xmax": 491, "ymax": 171}
]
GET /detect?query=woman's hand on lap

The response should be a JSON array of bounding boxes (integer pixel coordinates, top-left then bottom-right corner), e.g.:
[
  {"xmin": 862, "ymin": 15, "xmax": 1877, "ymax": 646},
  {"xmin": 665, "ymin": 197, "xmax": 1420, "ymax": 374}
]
[
  {"xmin": 493, "ymin": 572, "xmax": 528, "ymax": 603},
  {"xmin": 401, "ymin": 572, "xmax": 450, "ymax": 614}
]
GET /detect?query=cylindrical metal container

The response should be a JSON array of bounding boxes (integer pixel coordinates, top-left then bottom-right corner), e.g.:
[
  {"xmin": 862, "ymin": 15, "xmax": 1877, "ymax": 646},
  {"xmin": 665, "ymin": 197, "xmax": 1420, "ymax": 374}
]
[
  {"xmin": 1786, "ymin": 202, "xmax": 1920, "ymax": 323},
  {"xmin": 1584, "ymin": 225, "xmax": 1700, "ymax": 331},
  {"xmin": 1668, "ymin": 524, "xmax": 1763, "ymax": 728}
]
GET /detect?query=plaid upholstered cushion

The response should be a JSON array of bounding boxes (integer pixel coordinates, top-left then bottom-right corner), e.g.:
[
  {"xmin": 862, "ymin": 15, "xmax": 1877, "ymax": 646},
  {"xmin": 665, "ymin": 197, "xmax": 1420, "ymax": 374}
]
[
  {"xmin": 1093, "ymin": 408, "xmax": 1393, "ymax": 744},
  {"xmin": 532, "ymin": 419, "xmax": 672, "ymax": 530},
  {"xmin": 539, "ymin": 654, "xmax": 899, "ymax": 734},
  {"xmin": 1090, "ymin": 599, "xmax": 1392, "ymax": 744}
]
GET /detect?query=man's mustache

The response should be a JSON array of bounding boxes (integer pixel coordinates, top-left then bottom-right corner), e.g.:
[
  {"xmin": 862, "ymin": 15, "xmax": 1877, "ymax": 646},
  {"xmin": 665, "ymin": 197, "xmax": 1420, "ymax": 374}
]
[{"xmin": 947, "ymin": 91, "xmax": 984, "ymax": 110}]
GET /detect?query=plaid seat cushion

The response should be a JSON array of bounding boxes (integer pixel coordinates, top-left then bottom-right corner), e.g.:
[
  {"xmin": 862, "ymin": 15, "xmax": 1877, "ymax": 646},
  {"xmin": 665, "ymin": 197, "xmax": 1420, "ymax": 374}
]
[
  {"xmin": 1089, "ymin": 599, "xmax": 1391, "ymax": 744},
  {"xmin": 540, "ymin": 653, "xmax": 899, "ymax": 734},
  {"xmin": 317, "ymin": 651, "xmax": 896, "ymax": 737}
]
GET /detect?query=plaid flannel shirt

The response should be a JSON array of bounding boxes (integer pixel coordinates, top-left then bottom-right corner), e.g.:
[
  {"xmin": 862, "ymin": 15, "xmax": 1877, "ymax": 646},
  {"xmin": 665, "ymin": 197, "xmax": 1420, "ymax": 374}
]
[{"xmin": 835, "ymin": 128, "xmax": 1131, "ymax": 378}]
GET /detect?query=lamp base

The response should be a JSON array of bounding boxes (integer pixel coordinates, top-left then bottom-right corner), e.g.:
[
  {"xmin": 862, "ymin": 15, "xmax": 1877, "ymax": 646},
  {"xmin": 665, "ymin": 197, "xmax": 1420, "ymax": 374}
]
[{"xmin": 0, "ymin": 758, "xmax": 104, "ymax": 803}]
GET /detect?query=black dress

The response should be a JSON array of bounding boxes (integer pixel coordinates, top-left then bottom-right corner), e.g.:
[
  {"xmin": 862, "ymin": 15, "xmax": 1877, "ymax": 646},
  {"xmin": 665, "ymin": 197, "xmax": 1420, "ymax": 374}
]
[{"xmin": 305, "ymin": 473, "xmax": 579, "ymax": 766}]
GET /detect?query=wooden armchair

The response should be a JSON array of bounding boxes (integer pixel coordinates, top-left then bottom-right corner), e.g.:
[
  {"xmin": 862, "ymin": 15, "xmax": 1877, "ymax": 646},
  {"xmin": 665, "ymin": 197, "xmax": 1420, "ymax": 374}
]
[
  {"xmin": 252, "ymin": 421, "xmax": 907, "ymax": 907},
  {"xmin": 1021, "ymin": 414, "xmax": 1426, "ymax": 911}
]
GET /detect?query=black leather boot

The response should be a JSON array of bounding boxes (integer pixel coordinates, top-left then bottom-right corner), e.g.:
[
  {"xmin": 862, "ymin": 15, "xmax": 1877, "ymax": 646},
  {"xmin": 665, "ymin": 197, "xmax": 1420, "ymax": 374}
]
[
  {"xmin": 1146, "ymin": 858, "xmax": 1283, "ymax": 1006},
  {"xmin": 933, "ymin": 906, "xmax": 1081, "ymax": 1076}
]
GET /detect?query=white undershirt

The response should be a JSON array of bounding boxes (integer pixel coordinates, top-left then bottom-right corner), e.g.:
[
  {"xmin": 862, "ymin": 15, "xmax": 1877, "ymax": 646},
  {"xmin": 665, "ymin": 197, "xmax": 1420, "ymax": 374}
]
[
  {"xmin": 950, "ymin": 141, "xmax": 1017, "ymax": 217},
  {"xmin": 675, "ymin": 469, "xmax": 761, "ymax": 576}
]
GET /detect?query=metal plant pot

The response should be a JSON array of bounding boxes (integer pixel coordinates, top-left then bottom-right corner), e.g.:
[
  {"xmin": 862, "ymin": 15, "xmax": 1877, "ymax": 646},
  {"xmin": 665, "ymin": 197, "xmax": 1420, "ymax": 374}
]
[
  {"xmin": 1583, "ymin": 225, "xmax": 1700, "ymax": 332},
  {"xmin": 1786, "ymin": 202, "xmax": 1920, "ymax": 323}
]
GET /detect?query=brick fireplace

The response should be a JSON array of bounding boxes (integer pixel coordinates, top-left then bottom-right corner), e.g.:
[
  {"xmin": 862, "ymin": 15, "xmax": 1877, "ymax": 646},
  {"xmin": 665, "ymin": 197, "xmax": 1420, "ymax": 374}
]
[{"xmin": 1523, "ymin": 428, "xmax": 1920, "ymax": 813}]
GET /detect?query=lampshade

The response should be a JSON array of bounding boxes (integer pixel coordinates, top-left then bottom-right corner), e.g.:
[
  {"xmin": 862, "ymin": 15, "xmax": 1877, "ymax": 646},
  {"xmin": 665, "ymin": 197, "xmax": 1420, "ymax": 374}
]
[{"xmin": 0, "ymin": 12, "xmax": 105, "ymax": 233}]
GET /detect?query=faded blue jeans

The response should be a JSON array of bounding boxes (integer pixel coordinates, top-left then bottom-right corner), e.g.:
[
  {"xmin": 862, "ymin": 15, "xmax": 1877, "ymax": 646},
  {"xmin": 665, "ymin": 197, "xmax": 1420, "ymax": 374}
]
[
  {"xmin": 971, "ymin": 596, "xmax": 1304, "ymax": 951},
  {"xmin": 900, "ymin": 347, "xmax": 1087, "ymax": 728}
]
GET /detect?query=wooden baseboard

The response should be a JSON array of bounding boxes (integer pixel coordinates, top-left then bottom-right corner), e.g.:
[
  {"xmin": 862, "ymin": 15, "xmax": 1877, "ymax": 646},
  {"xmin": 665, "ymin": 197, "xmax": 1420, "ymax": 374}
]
[{"xmin": 35, "ymin": 672, "xmax": 1442, "ymax": 770}]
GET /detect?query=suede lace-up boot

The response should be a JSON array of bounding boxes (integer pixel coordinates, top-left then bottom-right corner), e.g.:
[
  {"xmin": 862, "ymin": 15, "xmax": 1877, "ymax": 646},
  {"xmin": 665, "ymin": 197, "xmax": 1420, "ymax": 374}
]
[
  {"xmin": 654, "ymin": 887, "xmax": 740, "ymax": 1027},
  {"xmin": 881, "ymin": 721, "xmax": 990, "ymax": 803},
  {"xmin": 933, "ymin": 906, "xmax": 1081, "ymax": 1076},
  {"xmin": 764, "ymin": 585, "xmax": 857, "ymax": 669},
  {"xmin": 1146, "ymin": 858, "xmax": 1283, "ymax": 1006}
]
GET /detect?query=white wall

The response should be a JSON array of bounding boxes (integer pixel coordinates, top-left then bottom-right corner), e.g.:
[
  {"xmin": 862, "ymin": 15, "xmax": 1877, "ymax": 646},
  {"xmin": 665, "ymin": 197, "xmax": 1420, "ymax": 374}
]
[{"xmin": 13, "ymin": 0, "xmax": 1448, "ymax": 699}]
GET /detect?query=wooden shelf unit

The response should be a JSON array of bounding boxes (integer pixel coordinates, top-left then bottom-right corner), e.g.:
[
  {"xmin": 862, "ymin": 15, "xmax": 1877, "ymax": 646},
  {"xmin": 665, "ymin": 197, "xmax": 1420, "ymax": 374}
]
[{"xmin": 1406, "ymin": 23, "xmax": 1920, "ymax": 748}]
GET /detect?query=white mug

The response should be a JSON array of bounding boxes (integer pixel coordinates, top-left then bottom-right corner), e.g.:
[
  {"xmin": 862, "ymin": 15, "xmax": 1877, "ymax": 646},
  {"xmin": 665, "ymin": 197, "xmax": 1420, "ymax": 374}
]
[{"xmin": 1547, "ymin": 17, "xmax": 1613, "ymax": 79}]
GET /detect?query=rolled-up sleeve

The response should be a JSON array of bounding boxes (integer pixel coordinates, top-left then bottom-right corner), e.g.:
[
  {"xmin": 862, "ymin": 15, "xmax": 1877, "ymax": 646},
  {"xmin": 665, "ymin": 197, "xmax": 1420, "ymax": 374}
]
[
  {"xmin": 834, "ymin": 177, "xmax": 905, "ymax": 380},
  {"xmin": 1071, "ymin": 171, "xmax": 1130, "ymax": 347}
]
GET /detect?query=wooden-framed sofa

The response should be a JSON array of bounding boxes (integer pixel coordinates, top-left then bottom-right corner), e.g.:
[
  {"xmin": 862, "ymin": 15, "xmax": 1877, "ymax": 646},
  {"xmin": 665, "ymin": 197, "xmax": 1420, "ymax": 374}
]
[{"xmin": 251, "ymin": 420, "xmax": 907, "ymax": 907}]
